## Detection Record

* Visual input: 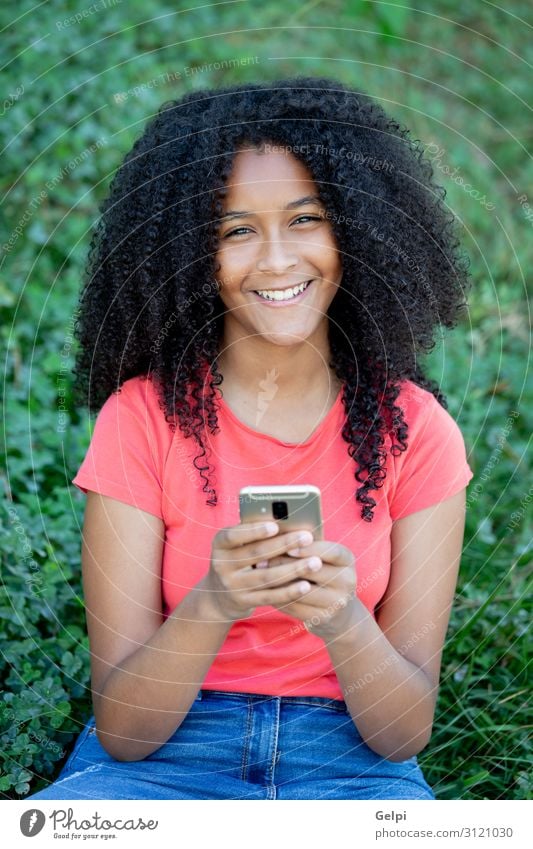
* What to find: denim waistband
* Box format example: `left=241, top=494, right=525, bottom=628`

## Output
left=196, top=688, right=348, bottom=712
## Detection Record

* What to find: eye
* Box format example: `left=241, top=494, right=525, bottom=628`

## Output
left=223, top=215, right=325, bottom=239
left=292, top=215, right=324, bottom=225
left=223, top=226, right=252, bottom=239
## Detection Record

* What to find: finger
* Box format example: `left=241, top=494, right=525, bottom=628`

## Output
left=216, top=522, right=279, bottom=551
left=260, top=559, right=355, bottom=604
left=250, top=578, right=315, bottom=609
left=286, top=541, right=354, bottom=569
left=225, top=529, right=316, bottom=570
left=271, top=586, right=349, bottom=626
left=264, top=556, right=340, bottom=584
left=244, top=557, right=325, bottom=590
left=263, top=553, right=322, bottom=570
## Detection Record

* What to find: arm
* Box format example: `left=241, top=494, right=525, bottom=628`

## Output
left=82, top=494, right=319, bottom=763
left=324, top=488, right=467, bottom=761
left=82, top=492, right=232, bottom=762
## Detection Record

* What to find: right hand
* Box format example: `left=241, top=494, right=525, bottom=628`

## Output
left=201, top=522, right=322, bottom=623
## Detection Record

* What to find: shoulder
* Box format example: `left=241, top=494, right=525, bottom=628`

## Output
left=391, top=379, right=470, bottom=463
left=100, top=375, right=175, bottom=451
left=113, top=374, right=161, bottom=406
left=386, top=379, right=473, bottom=519
left=394, top=379, right=439, bottom=413
left=109, top=375, right=167, bottom=418
left=393, top=379, right=460, bottom=442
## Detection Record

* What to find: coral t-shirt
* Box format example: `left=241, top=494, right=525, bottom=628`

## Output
left=72, top=375, right=473, bottom=700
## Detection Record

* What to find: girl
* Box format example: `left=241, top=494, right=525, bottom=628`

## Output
left=30, top=76, right=473, bottom=800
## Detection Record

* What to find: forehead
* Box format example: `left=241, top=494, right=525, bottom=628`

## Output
left=222, top=147, right=317, bottom=201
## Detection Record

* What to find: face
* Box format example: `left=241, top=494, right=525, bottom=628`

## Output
left=214, top=145, right=343, bottom=348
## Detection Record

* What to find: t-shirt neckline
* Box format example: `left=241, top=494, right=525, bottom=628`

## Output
left=217, top=384, right=345, bottom=447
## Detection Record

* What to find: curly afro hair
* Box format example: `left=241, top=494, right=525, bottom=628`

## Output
left=73, top=75, right=470, bottom=521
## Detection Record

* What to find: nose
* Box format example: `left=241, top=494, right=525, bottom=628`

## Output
left=256, top=235, right=299, bottom=275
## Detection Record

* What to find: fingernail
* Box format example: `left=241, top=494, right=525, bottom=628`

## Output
left=256, top=560, right=269, bottom=569
left=298, top=531, right=313, bottom=545
left=308, top=557, right=322, bottom=571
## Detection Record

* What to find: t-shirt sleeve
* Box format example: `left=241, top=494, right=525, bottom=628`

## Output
left=71, top=377, right=166, bottom=519
left=388, top=384, right=474, bottom=521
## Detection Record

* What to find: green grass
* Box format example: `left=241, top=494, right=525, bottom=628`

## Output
left=0, top=0, right=531, bottom=799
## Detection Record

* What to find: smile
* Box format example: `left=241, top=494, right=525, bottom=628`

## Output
left=252, top=279, right=313, bottom=304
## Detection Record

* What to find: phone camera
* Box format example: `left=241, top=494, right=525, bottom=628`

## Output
left=272, top=501, right=288, bottom=521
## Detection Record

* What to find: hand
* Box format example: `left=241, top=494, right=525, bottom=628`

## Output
left=266, top=539, right=358, bottom=641
left=201, top=522, right=332, bottom=624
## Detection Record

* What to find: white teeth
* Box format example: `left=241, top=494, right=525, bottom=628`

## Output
left=256, top=280, right=311, bottom=301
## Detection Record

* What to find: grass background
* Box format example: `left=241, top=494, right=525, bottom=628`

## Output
left=0, top=0, right=531, bottom=799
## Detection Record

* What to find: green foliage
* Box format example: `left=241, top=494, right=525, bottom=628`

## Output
left=0, top=0, right=531, bottom=800
left=1, top=497, right=91, bottom=796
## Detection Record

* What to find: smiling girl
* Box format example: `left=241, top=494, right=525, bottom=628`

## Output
left=30, top=76, right=473, bottom=800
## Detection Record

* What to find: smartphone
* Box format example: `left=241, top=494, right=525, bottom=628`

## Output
left=239, top=485, right=323, bottom=540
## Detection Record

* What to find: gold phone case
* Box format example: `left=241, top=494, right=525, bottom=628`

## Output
left=239, top=485, right=323, bottom=540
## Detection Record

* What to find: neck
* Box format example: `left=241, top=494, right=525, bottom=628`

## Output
left=216, top=325, right=340, bottom=402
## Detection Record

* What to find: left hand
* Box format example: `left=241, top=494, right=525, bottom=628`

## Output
left=265, top=539, right=359, bottom=641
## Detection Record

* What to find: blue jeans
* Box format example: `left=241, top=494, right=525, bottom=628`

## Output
left=29, top=689, right=435, bottom=800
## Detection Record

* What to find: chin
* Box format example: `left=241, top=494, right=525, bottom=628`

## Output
left=259, top=331, right=311, bottom=346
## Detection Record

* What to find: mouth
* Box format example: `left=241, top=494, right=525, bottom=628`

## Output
left=251, top=279, right=314, bottom=306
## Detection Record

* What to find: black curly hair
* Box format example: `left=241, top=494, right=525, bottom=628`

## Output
left=72, top=75, right=470, bottom=521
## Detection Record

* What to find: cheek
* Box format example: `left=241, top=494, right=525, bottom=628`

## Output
left=216, top=245, right=253, bottom=279
left=329, top=251, right=343, bottom=283
left=319, top=251, right=342, bottom=286
left=314, top=234, right=341, bottom=266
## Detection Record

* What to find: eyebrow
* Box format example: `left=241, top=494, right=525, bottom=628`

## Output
left=219, top=194, right=323, bottom=222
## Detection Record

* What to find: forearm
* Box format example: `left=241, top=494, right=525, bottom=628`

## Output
left=325, top=599, right=437, bottom=762
left=96, top=580, right=233, bottom=761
